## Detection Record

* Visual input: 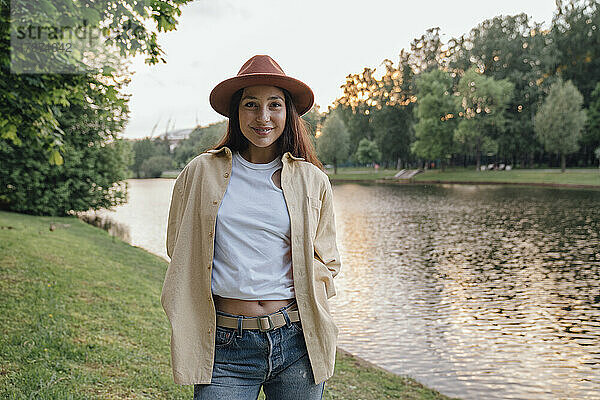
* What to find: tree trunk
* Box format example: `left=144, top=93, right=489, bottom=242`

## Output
left=561, top=153, right=566, bottom=173
left=475, top=138, right=481, bottom=172
left=529, top=152, right=534, bottom=168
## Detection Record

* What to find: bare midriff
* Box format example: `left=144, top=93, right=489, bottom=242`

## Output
left=212, top=294, right=295, bottom=317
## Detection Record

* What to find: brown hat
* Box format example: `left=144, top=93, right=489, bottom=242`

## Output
left=209, top=55, right=314, bottom=118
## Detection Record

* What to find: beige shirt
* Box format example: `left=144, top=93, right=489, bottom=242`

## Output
left=161, top=146, right=342, bottom=385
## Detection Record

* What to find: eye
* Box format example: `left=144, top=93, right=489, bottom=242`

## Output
left=270, top=102, right=283, bottom=108
left=243, top=101, right=257, bottom=108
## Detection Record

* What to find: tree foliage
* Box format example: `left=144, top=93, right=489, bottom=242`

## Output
left=0, top=0, right=191, bottom=215
left=141, top=155, right=174, bottom=178
left=327, top=1, right=600, bottom=169
left=371, top=105, right=413, bottom=169
left=534, top=79, right=587, bottom=172
left=584, top=82, right=600, bottom=159
left=411, top=69, right=458, bottom=169
left=355, top=138, right=381, bottom=165
left=0, top=0, right=193, bottom=164
left=552, top=0, right=600, bottom=106
left=454, top=67, right=514, bottom=170
left=448, top=13, right=556, bottom=166
left=0, top=77, right=133, bottom=215
left=335, top=51, right=416, bottom=167
left=132, top=138, right=159, bottom=178
left=317, top=110, right=350, bottom=174
left=169, top=121, right=227, bottom=168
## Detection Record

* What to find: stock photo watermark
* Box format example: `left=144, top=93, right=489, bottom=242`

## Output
left=10, top=0, right=148, bottom=74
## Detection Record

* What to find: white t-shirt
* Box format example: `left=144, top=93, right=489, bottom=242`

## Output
left=211, top=150, right=295, bottom=300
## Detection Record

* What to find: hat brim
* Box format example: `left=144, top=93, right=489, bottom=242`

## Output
left=210, top=74, right=314, bottom=118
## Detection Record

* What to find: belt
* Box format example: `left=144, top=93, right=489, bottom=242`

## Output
left=216, top=304, right=300, bottom=332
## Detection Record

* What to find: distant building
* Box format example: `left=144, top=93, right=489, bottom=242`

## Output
left=159, top=128, right=195, bottom=152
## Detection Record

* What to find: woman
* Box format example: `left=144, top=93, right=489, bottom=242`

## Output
left=161, top=55, right=342, bottom=400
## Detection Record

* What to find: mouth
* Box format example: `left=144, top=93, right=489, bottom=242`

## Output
left=252, top=127, right=274, bottom=135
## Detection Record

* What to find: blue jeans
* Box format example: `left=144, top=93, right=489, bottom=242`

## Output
left=193, top=300, right=326, bottom=400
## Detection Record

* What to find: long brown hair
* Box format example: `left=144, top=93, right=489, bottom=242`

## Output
left=211, top=87, right=324, bottom=171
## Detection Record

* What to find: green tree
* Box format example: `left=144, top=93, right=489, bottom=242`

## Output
left=301, top=105, right=323, bottom=151
left=406, top=27, right=448, bottom=73
left=355, top=138, right=381, bottom=166
left=552, top=0, right=600, bottom=106
left=448, top=13, right=556, bottom=167
left=132, top=138, right=157, bottom=178
left=140, top=155, right=175, bottom=178
left=317, top=110, right=351, bottom=174
left=302, top=105, right=322, bottom=134
left=583, top=82, right=600, bottom=165
left=370, top=56, right=416, bottom=169
left=195, top=121, right=227, bottom=155
left=153, top=135, right=172, bottom=157
left=454, top=67, right=514, bottom=171
left=595, top=147, right=600, bottom=171
left=534, top=79, right=587, bottom=172
left=170, top=121, right=227, bottom=168
left=1, top=0, right=193, bottom=164
left=411, top=69, right=458, bottom=171
left=336, top=51, right=417, bottom=168
left=551, top=0, right=600, bottom=166
left=371, top=105, right=414, bottom=169
left=0, top=78, right=132, bottom=215
left=335, top=66, right=379, bottom=161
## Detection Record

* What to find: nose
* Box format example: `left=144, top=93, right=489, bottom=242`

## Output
left=256, top=106, right=270, bottom=123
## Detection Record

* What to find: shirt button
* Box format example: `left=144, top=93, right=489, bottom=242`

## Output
left=212, top=200, right=218, bottom=205
left=208, top=231, right=213, bottom=237
left=224, top=172, right=229, bottom=178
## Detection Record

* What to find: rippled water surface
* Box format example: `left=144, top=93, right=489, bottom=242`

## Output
left=330, top=183, right=600, bottom=400
left=96, top=179, right=600, bottom=399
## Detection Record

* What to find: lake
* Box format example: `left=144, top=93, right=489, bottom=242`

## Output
left=91, top=178, right=600, bottom=400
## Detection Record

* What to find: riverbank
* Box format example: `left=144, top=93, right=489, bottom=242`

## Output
left=325, top=167, right=600, bottom=188
left=0, top=210, right=457, bottom=399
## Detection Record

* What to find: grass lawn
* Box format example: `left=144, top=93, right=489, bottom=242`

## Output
left=0, top=210, right=457, bottom=400
left=411, top=167, right=600, bottom=186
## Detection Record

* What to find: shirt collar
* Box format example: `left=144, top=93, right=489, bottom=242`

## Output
left=206, top=147, right=305, bottom=162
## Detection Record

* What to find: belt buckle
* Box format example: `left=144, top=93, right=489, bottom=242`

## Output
left=257, top=315, right=274, bottom=332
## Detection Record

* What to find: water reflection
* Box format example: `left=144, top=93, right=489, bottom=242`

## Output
left=329, top=183, right=600, bottom=400
left=90, top=178, right=174, bottom=259
left=94, top=179, right=600, bottom=399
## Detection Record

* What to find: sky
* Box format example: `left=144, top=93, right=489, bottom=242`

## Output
left=122, top=0, right=557, bottom=140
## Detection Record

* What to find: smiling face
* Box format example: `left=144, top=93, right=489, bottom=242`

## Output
left=238, top=85, right=287, bottom=157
